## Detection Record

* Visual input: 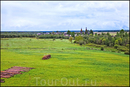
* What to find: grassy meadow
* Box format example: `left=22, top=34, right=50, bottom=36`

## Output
left=1, top=38, right=129, bottom=86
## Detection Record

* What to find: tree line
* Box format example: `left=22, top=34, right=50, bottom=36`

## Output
left=69, top=29, right=129, bottom=55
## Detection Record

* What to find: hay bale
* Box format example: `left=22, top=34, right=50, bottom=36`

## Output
left=42, top=54, right=51, bottom=60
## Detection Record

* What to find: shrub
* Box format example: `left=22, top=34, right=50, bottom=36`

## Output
left=118, top=51, right=121, bottom=53
left=126, top=44, right=129, bottom=48
left=79, top=40, right=84, bottom=46
left=124, top=50, right=129, bottom=55
left=83, top=41, right=86, bottom=45
left=101, top=47, right=104, bottom=51
left=60, top=38, right=63, bottom=40
left=74, top=40, right=76, bottom=43
left=53, top=38, right=55, bottom=41
left=114, top=45, right=118, bottom=49
left=109, top=43, right=112, bottom=47
left=111, top=50, right=116, bottom=52
left=76, top=41, right=79, bottom=44
left=84, top=39, right=88, bottom=44
left=64, top=36, right=69, bottom=39
left=75, top=36, right=83, bottom=42
left=95, top=45, right=101, bottom=47
left=117, top=47, right=128, bottom=52
left=69, top=36, right=73, bottom=43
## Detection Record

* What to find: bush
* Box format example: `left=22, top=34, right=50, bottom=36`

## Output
left=87, top=43, right=96, bottom=46
left=75, top=36, right=83, bottom=42
left=60, top=38, right=63, bottom=40
left=118, top=51, right=121, bottom=53
left=95, top=45, right=101, bottom=47
left=109, top=43, right=112, bottom=47
left=111, top=50, right=116, bottom=52
left=79, top=40, right=84, bottom=46
left=114, top=45, right=118, bottom=49
left=83, top=41, right=86, bottom=45
left=126, top=44, right=129, bottom=48
left=64, top=36, right=69, bottom=39
left=117, top=47, right=128, bottom=52
left=124, top=50, right=129, bottom=55
left=74, top=40, right=76, bottom=43
left=69, top=36, right=73, bottom=43
left=53, top=38, right=55, bottom=41
left=84, top=39, right=88, bottom=44
left=101, top=47, right=104, bottom=51
left=76, top=41, right=79, bottom=44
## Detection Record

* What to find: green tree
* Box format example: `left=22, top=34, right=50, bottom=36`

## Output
left=69, top=36, right=73, bottom=43
left=105, top=39, right=109, bottom=46
left=67, top=30, right=71, bottom=35
left=90, top=29, right=93, bottom=35
left=79, top=40, right=84, bottom=46
left=75, top=36, right=83, bottom=42
left=52, top=31, right=55, bottom=35
left=118, top=38, right=122, bottom=45
left=116, top=32, right=119, bottom=36
left=107, top=32, right=110, bottom=36
left=115, top=40, right=119, bottom=45
left=71, top=32, right=75, bottom=37
left=95, top=33, right=97, bottom=36
left=120, top=29, right=125, bottom=34
left=125, top=32, right=128, bottom=37
left=85, top=28, right=88, bottom=34
left=102, top=39, right=106, bottom=45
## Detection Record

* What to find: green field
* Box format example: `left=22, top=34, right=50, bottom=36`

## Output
left=1, top=38, right=129, bottom=86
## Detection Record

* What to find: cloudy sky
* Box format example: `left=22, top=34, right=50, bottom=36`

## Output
left=1, top=1, right=129, bottom=31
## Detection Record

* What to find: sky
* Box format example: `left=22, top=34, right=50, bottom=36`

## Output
left=1, top=1, right=129, bottom=31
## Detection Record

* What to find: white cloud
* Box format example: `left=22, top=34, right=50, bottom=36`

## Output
left=1, top=1, right=129, bottom=31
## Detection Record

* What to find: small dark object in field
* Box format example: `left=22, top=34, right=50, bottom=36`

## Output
left=101, top=47, right=104, bottom=51
left=74, top=41, right=76, bottom=43
left=91, top=48, right=93, bottom=50
left=42, top=54, right=51, bottom=60
left=1, top=79, right=5, bottom=83
left=0, top=66, right=34, bottom=83
left=62, top=48, right=63, bottom=50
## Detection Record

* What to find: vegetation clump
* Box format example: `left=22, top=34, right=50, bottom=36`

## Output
left=124, top=50, right=129, bottom=55
left=114, top=45, right=118, bottom=49
left=69, top=36, right=73, bottom=43
left=101, top=47, right=104, bottom=51
left=74, top=40, right=76, bottom=43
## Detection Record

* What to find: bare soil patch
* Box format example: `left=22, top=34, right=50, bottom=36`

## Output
left=0, top=66, right=34, bottom=83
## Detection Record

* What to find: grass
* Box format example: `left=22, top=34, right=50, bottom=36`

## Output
left=1, top=38, right=129, bottom=86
